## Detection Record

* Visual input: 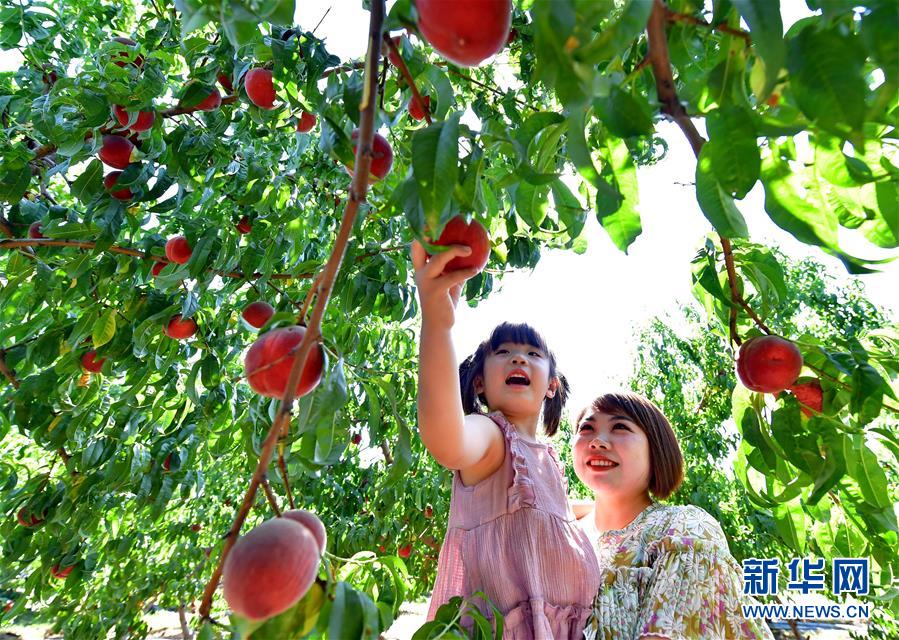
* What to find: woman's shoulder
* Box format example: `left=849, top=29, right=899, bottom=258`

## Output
left=643, top=503, right=728, bottom=545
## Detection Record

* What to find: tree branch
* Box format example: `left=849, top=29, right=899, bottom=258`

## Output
left=197, top=0, right=387, bottom=620
left=260, top=476, right=281, bottom=516
left=646, top=0, right=705, bottom=157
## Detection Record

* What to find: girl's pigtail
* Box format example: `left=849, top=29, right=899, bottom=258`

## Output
left=542, top=373, right=570, bottom=437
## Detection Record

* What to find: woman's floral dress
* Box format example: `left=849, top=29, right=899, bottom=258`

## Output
left=580, top=502, right=775, bottom=640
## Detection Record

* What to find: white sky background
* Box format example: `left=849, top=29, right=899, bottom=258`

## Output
left=2, top=2, right=896, bottom=418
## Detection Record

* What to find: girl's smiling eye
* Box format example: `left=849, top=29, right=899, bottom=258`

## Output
left=612, top=423, right=630, bottom=431
left=529, top=351, right=542, bottom=357
left=578, top=423, right=593, bottom=432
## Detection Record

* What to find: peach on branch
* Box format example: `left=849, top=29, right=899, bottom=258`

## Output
left=16, top=507, right=43, bottom=527
left=296, top=111, right=316, bottom=133
left=427, top=216, right=490, bottom=274
left=165, top=235, right=192, bottom=264
left=151, top=261, right=166, bottom=277
left=110, top=36, right=143, bottom=68
left=81, top=350, right=106, bottom=373
left=282, top=509, right=327, bottom=554
left=103, top=172, right=133, bottom=201
left=51, top=564, right=73, bottom=580
left=222, top=518, right=321, bottom=621
left=164, top=315, right=197, bottom=340
left=736, top=335, right=803, bottom=394
left=387, top=35, right=404, bottom=66
left=398, top=543, right=412, bottom=559
left=346, top=129, right=393, bottom=181
left=113, top=105, right=155, bottom=132
left=244, top=326, right=324, bottom=399
left=416, top=0, right=512, bottom=67
left=236, top=216, right=252, bottom=234
left=786, top=378, right=823, bottom=418
left=28, top=221, right=43, bottom=238
left=217, top=72, right=234, bottom=93
left=409, top=95, right=430, bottom=121
left=242, top=301, right=275, bottom=329
left=180, top=82, right=222, bottom=111
left=244, top=68, right=276, bottom=110
left=99, top=135, right=137, bottom=169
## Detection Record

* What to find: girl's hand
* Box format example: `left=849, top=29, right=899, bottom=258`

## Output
left=411, top=240, right=480, bottom=330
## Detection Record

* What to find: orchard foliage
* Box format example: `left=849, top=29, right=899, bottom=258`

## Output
left=0, top=0, right=898, bottom=638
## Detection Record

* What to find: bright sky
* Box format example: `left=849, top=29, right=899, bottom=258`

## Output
left=2, top=2, right=896, bottom=419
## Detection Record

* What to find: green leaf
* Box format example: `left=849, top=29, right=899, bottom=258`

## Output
left=597, top=135, right=641, bottom=252
left=733, top=0, right=785, bottom=95
left=551, top=179, right=587, bottom=238
left=760, top=152, right=838, bottom=249
left=787, top=24, right=866, bottom=140
left=70, top=160, right=104, bottom=203
left=704, top=106, right=760, bottom=199
left=850, top=363, right=886, bottom=426
left=860, top=2, right=899, bottom=83
left=593, top=86, right=654, bottom=139
left=843, top=434, right=890, bottom=509
left=696, top=146, right=750, bottom=238
left=514, top=182, right=550, bottom=230
left=91, top=308, right=116, bottom=349
left=579, top=0, right=654, bottom=65
left=773, top=501, right=807, bottom=552
left=412, top=113, right=461, bottom=233
left=247, top=582, right=324, bottom=639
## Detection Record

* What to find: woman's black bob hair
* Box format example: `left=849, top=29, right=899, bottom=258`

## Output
left=458, top=322, right=569, bottom=436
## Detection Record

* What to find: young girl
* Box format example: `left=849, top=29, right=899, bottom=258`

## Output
left=572, top=391, right=774, bottom=640
left=411, top=241, right=599, bottom=639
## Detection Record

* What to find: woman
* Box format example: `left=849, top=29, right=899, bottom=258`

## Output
left=571, top=391, right=774, bottom=640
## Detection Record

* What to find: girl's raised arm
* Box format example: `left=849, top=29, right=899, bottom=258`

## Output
left=412, top=241, right=495, bottom=470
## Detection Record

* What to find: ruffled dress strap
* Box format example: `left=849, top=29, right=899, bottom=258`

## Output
left=485, top=411, right=537, bottom=512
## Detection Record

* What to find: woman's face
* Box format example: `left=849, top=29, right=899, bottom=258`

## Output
left=474, top=342, right=556, bottom=416
left=572, top=410, right=651, bottom=499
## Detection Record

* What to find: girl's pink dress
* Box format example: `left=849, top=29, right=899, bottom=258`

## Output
left=427, top=412, right=600, bottom=639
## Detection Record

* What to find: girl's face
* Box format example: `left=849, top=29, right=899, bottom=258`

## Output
left=572, top=410, right=651, bottom=499
left=474, top=342, right=557, bottom=416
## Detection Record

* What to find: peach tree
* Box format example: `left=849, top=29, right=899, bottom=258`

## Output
left=0, top=0, right=897, bottom=638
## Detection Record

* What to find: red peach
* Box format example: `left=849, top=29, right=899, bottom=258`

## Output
left=428, top=216, right=490, bottom=274
left=245, top=68, right=276, bottom=110
left=164, top=315, right=197, bottom=340
left=347, top=130, right=393, bottom=181
left=409, top=95, right=431, bottom=121
left=416, top=0, right=512, bottom=66
left=81, top=350, right=106, bottom=373
left=282, top=509, right=328, bottom=554
left=113, top=105, right=155, bottom=132
left=736, top=335, right=803, bottom=394
left=242, top=301, right=275, bottom=329
left=296, top=111, right=316, bottom=133
left=236, top=216, right=252, bottom=234
left=165, top=236, right=192, bottom=264
left=103, top=172, right=133, bottom=201
left=222, top=518, right=321, bottom=621
left=28, top=221, right=43, bottom=238
left=244, top=326, right=324, bottom=399
left=99, top=135, right=137, bottom=169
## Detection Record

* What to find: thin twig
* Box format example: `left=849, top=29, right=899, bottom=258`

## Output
left=197, top=0, right=386, bottom=619
left=312, top=6, right=331, bottom=35
left=261, top=476, right=281, bottom=516
left=177, top=605, right=192, bottom=640
left=385, top=35, right=432, bottom=125
left=720, top=237, right=744, bottom=346
left=278, top=443, right=296, bottom=510
left=666, top=8, right=752, bottom=45
left=380, top=440, right=394, bottom=466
